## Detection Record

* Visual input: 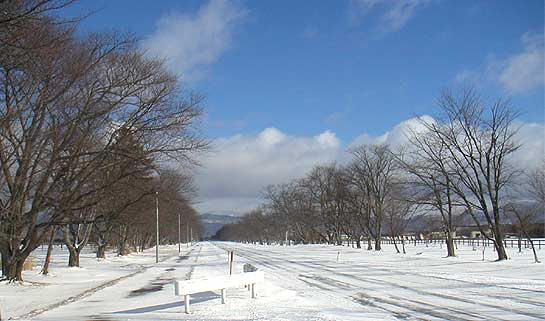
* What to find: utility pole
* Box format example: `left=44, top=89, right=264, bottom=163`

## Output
left=155, top=191, right=159, bottom=263
left=178, top=212, right=181, bottom=253
left=186, top=223, right=189, bottom=248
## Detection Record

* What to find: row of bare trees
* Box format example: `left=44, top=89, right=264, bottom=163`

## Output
left=216, top=89, right=544, bottom=262
left=1, top=1, right=207, bottom=281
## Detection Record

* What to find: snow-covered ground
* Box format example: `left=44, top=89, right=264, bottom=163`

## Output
left=2, top=242, right=544, bottom=320
left=0, top=244, right=182, bottom=319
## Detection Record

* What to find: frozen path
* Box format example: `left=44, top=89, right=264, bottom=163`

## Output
left=219, top=242, right=545, bottom=321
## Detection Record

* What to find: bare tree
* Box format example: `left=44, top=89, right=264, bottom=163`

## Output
left=419, top=88, right=520, bottom=261
left=398, top=129, right=460, bottom=257
left=264, top=181, right=324, bottom=244
left=349, top=145, right=398, bottom=251
left=302, top=164, right=347, bottom=245
left=0, top=3, right=208, bottom=280
left=503, top=161, right=545, bottom=263
left=527, top=161, right=545, bottom=206
left=0, top=0, right=76, bottom=28
left=385, top=195, right=416, bottom=254
left=505, top=203, right=541, bottom=263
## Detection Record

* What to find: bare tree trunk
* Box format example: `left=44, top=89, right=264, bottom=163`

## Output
left=0, top=245, right=9, bottom=278
left=96, top=244, right=107, bottom=259
left=42, top=227, right=56, bottom=275
left=374, top=220, right=382, bottom=251
left=1, top=252, right=28, bottom=282
left=392, top=236, right=400, bottom=254
left=68, top=249, right=80, bottom=267
left=524, top=232, right=540, bottom=263
left=0, top=239, right=37, bottom=282
left=518, top=229, right=522, bottom=253
left=63, top=224, right=93, bottom=267
left=445, top=231, right=456, bottom=257
left=492, top=226, right=508, bottom=261
left=118, top=225, right=131, bottom=256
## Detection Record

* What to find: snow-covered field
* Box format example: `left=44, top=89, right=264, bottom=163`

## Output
left=1, top=242, right=544, bottom=320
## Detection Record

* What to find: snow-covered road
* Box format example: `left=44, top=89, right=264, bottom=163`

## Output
left=5, top=241, right=545, bottom=320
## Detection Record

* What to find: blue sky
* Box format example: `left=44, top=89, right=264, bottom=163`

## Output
left=60, top=1, right=544, bottom=214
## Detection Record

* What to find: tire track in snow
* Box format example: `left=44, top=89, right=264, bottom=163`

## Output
left=249, top=245, right=545, bottom=309
left=304, top=259, right=545, bottom=310
left=219, top=244, right=434, bottom=320
left=294, top=254, right=545, bottom=320
left=225, top=244, right=544, bottom=321
left=229, top=245, right=482, bottom=320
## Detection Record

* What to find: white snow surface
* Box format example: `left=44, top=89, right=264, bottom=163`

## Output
left=1, top=241, right=544, bottom=320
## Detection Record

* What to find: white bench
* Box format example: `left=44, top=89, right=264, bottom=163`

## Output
left=174, top=271, right=264, bottom=314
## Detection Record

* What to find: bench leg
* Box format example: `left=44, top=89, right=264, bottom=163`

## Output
left=184, top=294, right=191, bottom=314
left=221, top=288, right=226, bottom=304
left=251, top=283, right=256, bottom=298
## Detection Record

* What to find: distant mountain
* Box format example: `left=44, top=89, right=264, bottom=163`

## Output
left=199, top=213, right=240, bottom=239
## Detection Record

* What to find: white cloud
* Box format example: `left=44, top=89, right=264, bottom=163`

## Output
left=349, top=115, right=434, bottom=148
left=380, top=0, right=432, bottom=33
left=195, top=128, right=341, bottom=214
left=195, top=117, right=544, bottom=215
left=513, top=121, right=545, bottom=171
left=455, top=32, right=544, bottom=95
left=454, top=69, right=481, bottom=84
left=349, top=0, right=433, bottom=33
left=498, top=32, right=544, bottom=94
left=142, top=0, right=247, bottom=82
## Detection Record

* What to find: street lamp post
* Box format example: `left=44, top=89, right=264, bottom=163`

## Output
left=186, top=223, right=189, bottom=248
left=178, top=212, right=181, bottom=253
left=155, top=191, right=159, bottom=263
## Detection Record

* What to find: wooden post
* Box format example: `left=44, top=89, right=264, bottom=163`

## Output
left=251, top=283, right=256, bottom=298
left=221, top=288, right=226, bottom=304
left=184, top=294, right=191, bottom=314
left=229, top=251, right=234, bottom=275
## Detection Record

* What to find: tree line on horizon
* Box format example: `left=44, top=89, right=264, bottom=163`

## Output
left=215, top=89, right=544, bottom=263
left=0, top=0, right=207, bottom=282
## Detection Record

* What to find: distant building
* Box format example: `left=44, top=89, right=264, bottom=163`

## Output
left=470, top=229, right=491, bottom=238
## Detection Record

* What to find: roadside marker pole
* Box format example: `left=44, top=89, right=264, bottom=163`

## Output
left=228, top=251, right=234, bottom=275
